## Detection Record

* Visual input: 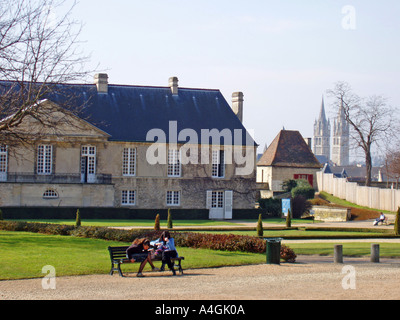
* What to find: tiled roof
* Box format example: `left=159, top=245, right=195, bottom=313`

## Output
left=0, top=81, right=256, bottom=146
left=257, top=130, right=321, bottom=168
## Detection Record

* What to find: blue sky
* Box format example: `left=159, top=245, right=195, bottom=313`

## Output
left=67, top=1, right=400, bottom=157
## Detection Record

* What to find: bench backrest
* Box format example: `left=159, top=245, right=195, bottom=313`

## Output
left=108, top=246, right=129, bottom=260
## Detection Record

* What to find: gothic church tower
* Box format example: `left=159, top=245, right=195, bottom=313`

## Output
left=331, top=102, right=350, bottom=166
left=313, top=97, right=331, bottom=162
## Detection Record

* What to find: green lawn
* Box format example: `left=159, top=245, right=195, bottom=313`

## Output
left=0, top=231, right=265, bottom=280
left=197, top=229, right=388, bottom=238
left=319, top=191, right=396, bottom=215
left=7, top=219, right=240, bottom=227
left=1, top=220, right=399, bottom=280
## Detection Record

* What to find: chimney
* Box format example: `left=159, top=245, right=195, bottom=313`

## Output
left=169, top=76, right=179, bottom=95
left=304, top=137, right=312, bottom=148
left=94, top=73, right=108, bottom=93
left=232, top=92, right=244, bottom=122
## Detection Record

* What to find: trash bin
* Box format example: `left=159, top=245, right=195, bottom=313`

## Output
left=265, top=238, right=282, bottom=265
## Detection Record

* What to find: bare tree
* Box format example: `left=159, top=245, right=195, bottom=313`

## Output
left=0, top=0, right=91, bottom=146
left=384, top=150, right=400, bottom=188
left=328, top=81, right=398, bottom=186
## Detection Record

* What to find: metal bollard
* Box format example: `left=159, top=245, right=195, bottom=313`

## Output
left=334, top=245, right=343, bottom=263
left=371, top=244, right=380, bottom=263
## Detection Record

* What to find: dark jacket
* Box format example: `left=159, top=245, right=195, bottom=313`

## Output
left=126, top=243, right=147, bottom=259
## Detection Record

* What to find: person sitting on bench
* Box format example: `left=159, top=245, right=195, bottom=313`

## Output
left=156, top=231, right=178, bottom=276
left=126, top=238, right=159, bottom=277
left=374, top=212, right=386, bottom=226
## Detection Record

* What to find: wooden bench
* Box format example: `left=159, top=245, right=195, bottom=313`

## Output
left=375, top=216, right=390, bottom=226
left=108, top=246, right=184, bottom=277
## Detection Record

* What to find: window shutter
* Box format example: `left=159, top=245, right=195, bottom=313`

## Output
left=224, top=190, right=233, bottom=219
left=206, top=190, right=212, bottom=209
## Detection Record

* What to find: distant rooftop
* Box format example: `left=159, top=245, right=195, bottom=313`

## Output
left=257, top=129, right=321, bottom=168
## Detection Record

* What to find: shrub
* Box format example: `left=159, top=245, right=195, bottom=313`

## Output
left=395, top=207, right=400, bottom=236
left=75, top=209, right=81, bottom=227
left=286, top=209, right=291, bottom=228
left=0, top=209, right=3, bottom=221
left=167, top=209, right=173, bottom=229
left=282, top=179, right=297, bottom=192
left=174, top=232, right=266, bottom=254
left=280, top=245, right=297, bottom=263
left=258, top=198, right=281, bottom=217
left=291, top=185, right=315, bottom=200
left=154, top=214, right=160, bottom=231
left=292, top=195, right=312, bottom=219
left=256, top=214, right=263, bottom=237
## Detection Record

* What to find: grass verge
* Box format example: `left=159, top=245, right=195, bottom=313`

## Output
left=287, top=242, right=400, bottom=258
left=0, top=231, right=265, bottom=280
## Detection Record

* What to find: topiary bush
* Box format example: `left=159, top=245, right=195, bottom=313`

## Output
left=256, top=214, right=263, bottom=237
left=154, top=214, right=160, bottom=231
left=167, top=209, right=173, bottom=229
left=75, top=209, right=81, bottom=227
left=395, top=207, right=400, bottom=236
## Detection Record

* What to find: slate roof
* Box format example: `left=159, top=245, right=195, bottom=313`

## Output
left=0, top=80, right=256, bottom=146
left=257, top=130, right=322, bottom=168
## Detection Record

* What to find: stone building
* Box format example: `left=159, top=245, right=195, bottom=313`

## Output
left=313, top=97, right=331, bottom=164
left=332, top=102, right=350, bottom=166
left=0, top=75, right=257, bottom=219
left=313, top=97, right=350, bottom=166
left=257, top=129, right=322, bottom=197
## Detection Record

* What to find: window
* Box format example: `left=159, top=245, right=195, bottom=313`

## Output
left=123, top=148, right=136, bottom=176
left=168, top=148, right=181, bottom=177
left=212, top=150, right=225, bottom=178
left=121, top=190, right=135, bottom=205
left=37, top=145, right=53, bottom=175
left=211, top=191, right=224, bottom=208
left=0, top=145, right=7, bottom=181
left=166, top=190, right=180, bottom=206
left=294, top=174, right=313, bottom=187
left=81, top=146, right=96, bottom=183
left=43, top=189, right=59, bottom=199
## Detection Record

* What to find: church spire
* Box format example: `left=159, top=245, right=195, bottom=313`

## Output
left=319, top=96, right=327, bottom=123
left=313, top=95, right=331, bottom=163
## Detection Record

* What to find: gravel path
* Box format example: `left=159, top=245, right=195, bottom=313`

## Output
left=1, top=256, right=400, bottom=300
left=1, top=220, right=398, bottom=301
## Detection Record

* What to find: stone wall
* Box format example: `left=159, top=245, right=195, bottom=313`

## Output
left=317, top=171, right=400, bottom=212
left=311, top=205, right=351, bottom=222
left=0, top=183, right=115, bottom=207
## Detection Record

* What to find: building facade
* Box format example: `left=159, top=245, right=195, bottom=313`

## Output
left=257, top=130, right=322, bottom=197
left=332, top=102, right=350, bottom=166
left=0, top=75, right=257, bottom=219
